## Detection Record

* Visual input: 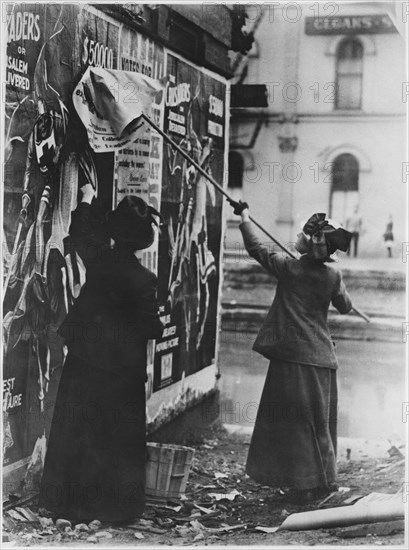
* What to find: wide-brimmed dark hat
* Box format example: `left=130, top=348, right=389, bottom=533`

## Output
left=106, top=196, right=162, bottom=249
left=302, top=213, right=353, bottom=260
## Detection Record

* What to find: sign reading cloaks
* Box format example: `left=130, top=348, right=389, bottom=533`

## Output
left=73, top=67, right=164, bottom=152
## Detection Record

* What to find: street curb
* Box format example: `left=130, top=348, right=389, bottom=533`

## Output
left=223, top=262, right=406, bottom=291
left=221, top=307, right=405, bottom=343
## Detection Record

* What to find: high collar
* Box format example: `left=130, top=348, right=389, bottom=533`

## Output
left=299, top=254, right=327, bottom=265
left=111, top=244, right=139, bottom=263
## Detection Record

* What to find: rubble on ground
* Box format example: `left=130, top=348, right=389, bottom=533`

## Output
left=2, top=426, right=406, bottom=547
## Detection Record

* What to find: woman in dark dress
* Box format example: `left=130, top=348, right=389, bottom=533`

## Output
left=39, top=184, right=163, bottom=523
left=230, top=201, right=353, bottom=503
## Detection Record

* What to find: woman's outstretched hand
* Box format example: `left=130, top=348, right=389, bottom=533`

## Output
left=228, top=198, right=250, bottom=222
left=80, top=183, right=96, bottom=205
left=228, top=198, right=249, bottom=215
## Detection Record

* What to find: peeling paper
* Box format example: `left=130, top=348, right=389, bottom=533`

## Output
left=194, top=504, right=216, bottom=514
left=214, top=472, right=228, bottom=479
left=166, top=505, right=182, bottom=512
left=208, top=489, right=241, bottom=501
left=256, top=526, right=279, bottom=533
left=6, top=510, right=27, bottom=522
left=147, top=365, right=217, bottom=430
left=190, top=519, right=205, bottom=532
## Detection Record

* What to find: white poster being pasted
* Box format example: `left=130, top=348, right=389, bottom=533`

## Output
left=115, top=29, right=165, bottom=211
left=72, top=66, right=164, bottom=153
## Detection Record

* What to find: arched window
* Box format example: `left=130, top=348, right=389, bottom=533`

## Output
left=330, top=153, right=359, bottom=224
left=335, top=39, right=363, bottom=110
left=332, top=153, right=359, bottom=192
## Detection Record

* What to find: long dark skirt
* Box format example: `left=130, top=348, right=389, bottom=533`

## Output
left=39, top=353, right=146, bottom=523
left=246, top=360, right=337, bottom=490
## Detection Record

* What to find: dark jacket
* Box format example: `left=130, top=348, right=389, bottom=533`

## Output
left=58, top=202, right=163, bottom=378
left=240, top=221, right=352, bottom=369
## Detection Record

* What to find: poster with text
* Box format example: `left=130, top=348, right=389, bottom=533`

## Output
left=3, top=3, right=119, bottom=487
left=153, top=54, right=226, bottom=391
left=115, top=28, right=165, bottom=219
left=116, top=27, right=166, bottom=398
left=3, top=3, right=79, bottom=476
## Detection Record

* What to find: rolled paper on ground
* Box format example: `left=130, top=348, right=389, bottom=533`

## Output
left=278, top=493, right=404, bottom=531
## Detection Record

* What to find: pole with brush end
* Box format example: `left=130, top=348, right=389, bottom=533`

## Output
left=140, top=113, right=370, bottom=324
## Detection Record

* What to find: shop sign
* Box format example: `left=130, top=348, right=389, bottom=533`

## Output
left=305, top=14, right=398, bottom=35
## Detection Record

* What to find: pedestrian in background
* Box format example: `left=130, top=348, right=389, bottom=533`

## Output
left=383, top=214, right=394, bottom=258
left=230, top=200, right=352, bottom=503
left=345, top=206, right=362, bottom=258
left=39, top=184, right=164, bottom=524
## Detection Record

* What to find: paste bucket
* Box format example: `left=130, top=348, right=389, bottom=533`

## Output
left=146, top=443, right=195, bottom=501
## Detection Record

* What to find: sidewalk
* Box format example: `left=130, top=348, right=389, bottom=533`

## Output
left=223, top=251, right=407, bottom=275
left=331, top=256, right=406, bottom=274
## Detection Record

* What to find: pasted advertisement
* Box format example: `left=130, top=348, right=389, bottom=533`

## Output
left=2, top=4, right=118, bottom=486
left=116, top=28, right=165, bottom=398
left=77, top=5, right=119, bottom=72
left=6, top=6, right=41, bottom=94
left=74, top=4, right=120, bottom=215
left=72, top=67, right=162, bottom=152
left=3, top=3, right=81, bottom=475
left=115, top=28, right=165, bottom=210
left=154, top=54, right=226, bottom=391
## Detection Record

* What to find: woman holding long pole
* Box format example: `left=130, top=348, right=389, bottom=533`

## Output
left=230, top=200, right=353, bottom=503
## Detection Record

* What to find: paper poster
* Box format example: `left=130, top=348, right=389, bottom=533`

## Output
left=115, top=27, right=166, bottom=398
left=3, top=3, right=79, bottom=472
left=153, top=53, right=226, bottom=390
left=72, top=67, right=164, bottom=153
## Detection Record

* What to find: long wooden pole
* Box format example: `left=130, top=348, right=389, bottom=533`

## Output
left=141, top=113, right=370, bottom=323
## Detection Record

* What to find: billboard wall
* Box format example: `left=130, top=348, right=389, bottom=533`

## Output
left=2, top=4, right=228, bottom=496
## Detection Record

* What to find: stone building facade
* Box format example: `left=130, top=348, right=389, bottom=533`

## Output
left=227, top=2, right=406, bottom=257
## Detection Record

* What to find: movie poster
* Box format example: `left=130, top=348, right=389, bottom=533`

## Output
left=2, top=3, right=118, bottom=485
left=3, top=3, right=79, bottom=475
left=76, top=5, right=119, bottom=72
left=75, top=4, right=119, bottom=215
left=153, top=54, right=226, bottom=391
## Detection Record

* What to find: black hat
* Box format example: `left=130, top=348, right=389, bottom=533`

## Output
left=303, top=213, right=353, bottom=259
left=106, top=196, right=162, bottom=250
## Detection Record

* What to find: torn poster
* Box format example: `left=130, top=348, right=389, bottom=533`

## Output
left=72, top=66, right=164, bottom=152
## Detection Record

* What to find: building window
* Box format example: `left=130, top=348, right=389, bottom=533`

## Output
left=335, top=39, right=363, bottom=110
left=227, top=152, right=244, bottom=221
left=330, top=153, right=359, bottom=224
